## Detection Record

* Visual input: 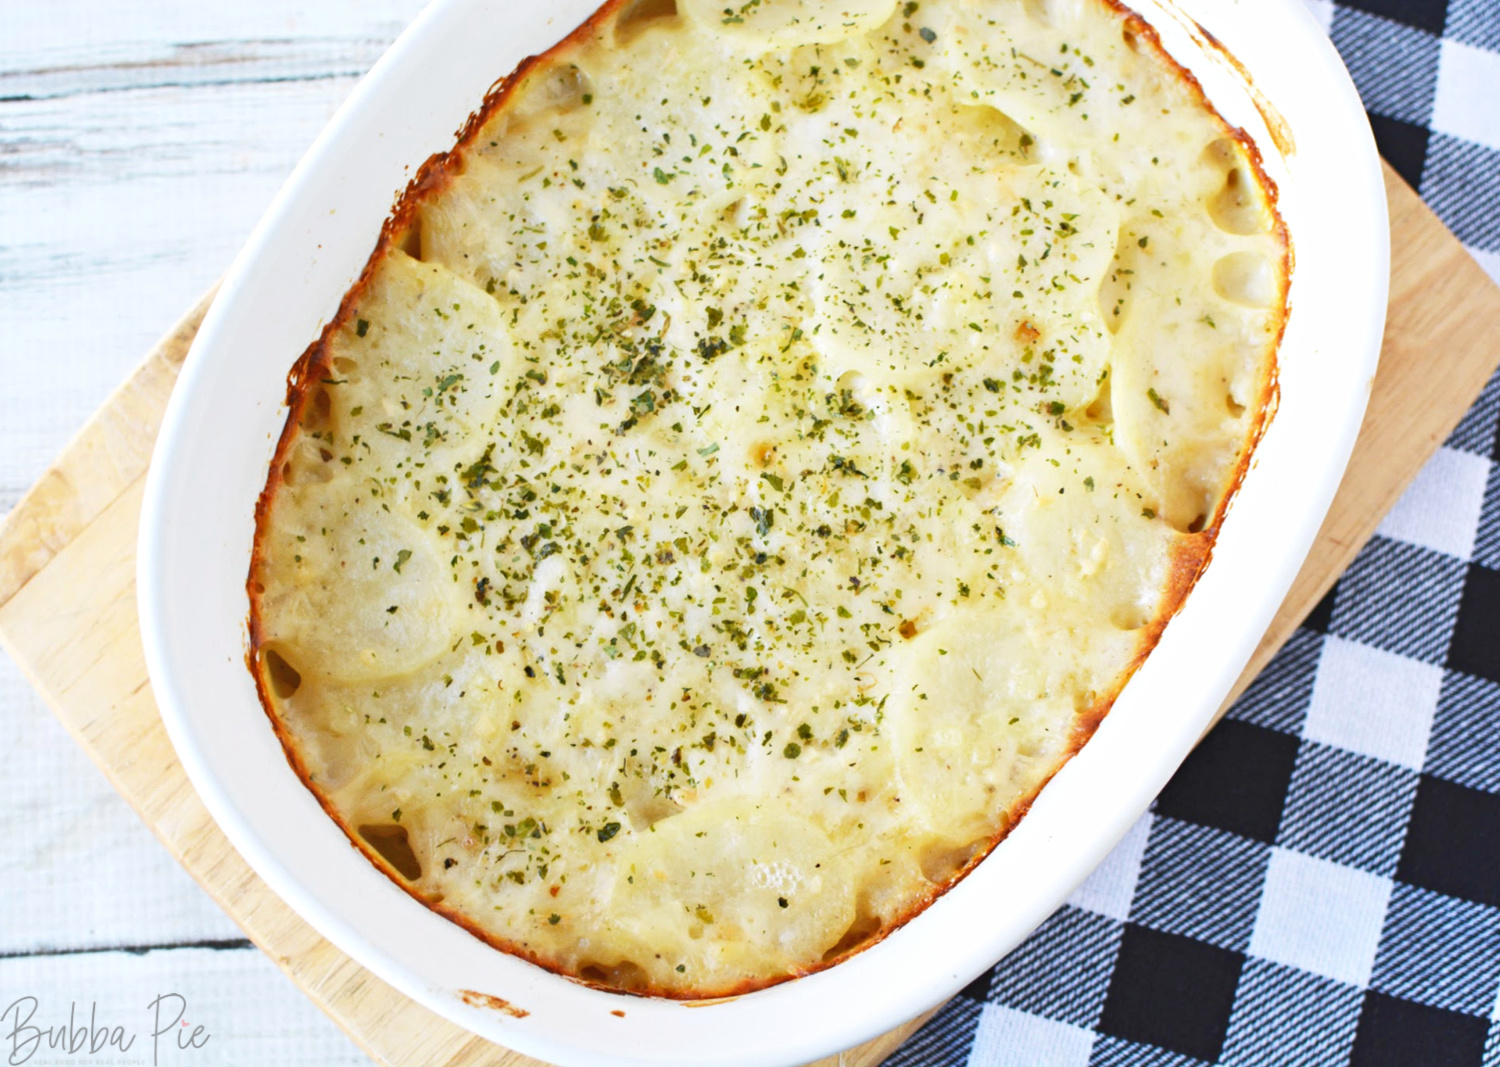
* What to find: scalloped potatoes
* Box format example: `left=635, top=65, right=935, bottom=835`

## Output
left=250, top=0, right=1285, bottom=996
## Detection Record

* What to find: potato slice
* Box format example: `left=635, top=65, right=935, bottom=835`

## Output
left=889, top=612, right=1092, bottom=846
left=257, top=506, right=463, bottom=684
left=611, top=797, right=856, bottom=985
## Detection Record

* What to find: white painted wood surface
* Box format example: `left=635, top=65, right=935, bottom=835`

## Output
left=0, top=3, right=425, bottom=1061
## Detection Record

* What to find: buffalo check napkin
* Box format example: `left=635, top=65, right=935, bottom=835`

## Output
left=890, top=0, right=1500, bottom=1063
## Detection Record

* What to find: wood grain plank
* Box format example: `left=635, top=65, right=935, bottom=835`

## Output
left=0, top=160, right=1497, bottom=1067
left=0, top=37, right=401, bottom=101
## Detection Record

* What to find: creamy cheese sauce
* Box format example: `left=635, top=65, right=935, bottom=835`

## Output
left=251, top=0, right=1285, bottom=996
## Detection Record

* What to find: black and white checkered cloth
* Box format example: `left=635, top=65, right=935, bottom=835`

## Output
left=890, top=1, right=1500, bottom=1063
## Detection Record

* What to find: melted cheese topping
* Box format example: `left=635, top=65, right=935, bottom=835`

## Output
left=252, top=0, right=1285, bottom=996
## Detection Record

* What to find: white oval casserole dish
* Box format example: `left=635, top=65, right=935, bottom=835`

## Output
left=138, top=0, right=1388, bottom=1063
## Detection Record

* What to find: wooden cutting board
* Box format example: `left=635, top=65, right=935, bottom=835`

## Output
left=1, top=162, right=1497, bottom=1067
